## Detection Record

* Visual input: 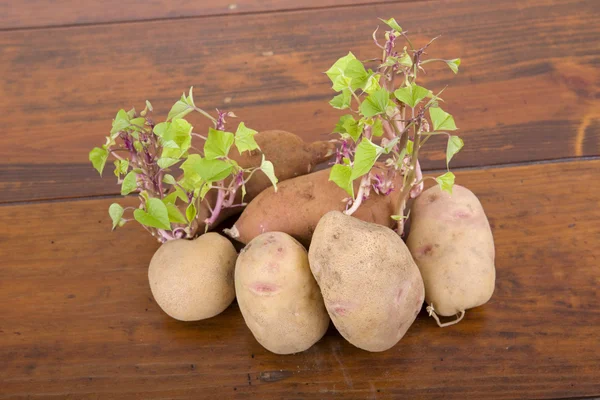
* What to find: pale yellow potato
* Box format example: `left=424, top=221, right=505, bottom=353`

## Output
left=148, top=233, right=237, bottom=321
left=308, top=211, right=425, bottom=352
left=235, top=232, right=329, bottom=354
left=407, top=185, right=496, bottom=318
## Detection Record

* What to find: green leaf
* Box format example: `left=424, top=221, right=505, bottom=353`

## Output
left=168, top=99, right=194, bottom=121
left=234, top=122, right=260, bottom=154
left=110, top=109, right=130, bottom=135
left=204, top=128, right=234, bottom=159
left=162, top=192, right=178, bottom=204
left=325, top=52, right=357, bottom=86
left=398, top=52, right=413, bottom=67
left=134, top=198, right=171, bottom=230
left=199, top=182, right=211, bottom=199
left=329, top=164, right=354, bottom=197
left=120, top=171, right=138, bottom=196
left=181, top=154, right=233, bottom=183
left=186, top=202, right=197, bottom=224
left=129, top=117, right=146, bottom=128
left=345, top=59, right=369, bottom=90
left=394, top=83, right=430, bottom=108
left=187, top=87, right=196, bottom=107
left=113, top=159, right=129, bottom=178
left=436, top=171, right=456, bottom=194
left=160, top=118, right=193, bottom=165
left=371, top=118, right=384, bottom=137
left=145, top=100, right=153, bottom=112
left=153, top=122, right=169, bottom=137
left=351, top=139, right=382, bottom=180
left=362, top=73, right=381, bottom=94
left=260, top=155, right=278, bottom=191
left=332, top=74, right=353, bottom=92
left=390, top=214, right=404, bottom=221
left=379, top=17, right=402, bottom=32
left=333, top=114, right=354, bottom=134
left=342, top=117, right=362, bottom=142
left=157, top=157, right=180, bottom=169
left=174, top=186, right=188, bottom=202
left=162, top=174, right=176, bottom=185
left=108, top=203, right=124, bottom=230
left=359, top=88, right=390, bottom=117
left=406, top=139, right=414, bottom=155
left=430, top=107, right=458, bottom=131
left=241, top=183, right=247, bottom=202
left=165, top=202, right=187, bottom=224
left=446, top=58, right=461, bottom=74
left=330, top=89, right=351, bottom=110
left=446, top=135, right=464, bottom=167
left=89, top=147, right=109, bottom=176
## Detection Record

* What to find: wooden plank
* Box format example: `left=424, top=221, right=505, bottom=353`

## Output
left=1, top=159, right=599, bottom=399
left=1, top=0, right=599, bottom=203
left=0, top=0, right=401, bottom=30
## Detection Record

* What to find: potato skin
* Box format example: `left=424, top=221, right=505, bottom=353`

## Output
left=308, top=211, right=425, bottom=352
left=235, top=232, right=329, bottom=354
left=148, top=233, right=237, bottom=321
left=189, top=130, right=335, bottom=235
left=406, top=185, right=496, bottom=317
left=228, top=166, right=402, bottom=247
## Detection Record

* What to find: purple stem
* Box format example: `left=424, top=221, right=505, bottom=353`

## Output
left=205, top=188, right=225, bottom=226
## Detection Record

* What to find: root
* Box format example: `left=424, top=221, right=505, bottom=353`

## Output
left=426, top=303, right=465, bottom=328
left=223, top=225, right=239, bottom=239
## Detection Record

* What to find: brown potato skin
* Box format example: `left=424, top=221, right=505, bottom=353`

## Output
left=189, top=130, right=335, bottom=235
left=227, top=166, right=402, bottom=247
left=235, top=232, right=329, bottom=354
left=308, top=211, right=425, bottom=352
left=148, top=233, right=237, bottom=321
left=406, top=185, right=496, bottom=317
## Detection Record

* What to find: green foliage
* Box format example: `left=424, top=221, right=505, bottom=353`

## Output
left=234, top=122, right=260, bottom=154
left=205, top=128, right=234, bottom=159
left=446, top=58, right=461, bottom=74
left=379, top=17, right=402, bottom=32
left=446, top=135, right=464, bottom=167
left=351, top=139, right=382, bottom=180
left=120, top=171, right=137, bottom=196
left=359, top=88, right=390, bottom=117
left=430, top=107, right=457, bottom=131
left=134, top=198, right=171, bottom=230
left=436, top=171, right=455, bottom=194
left=89, top=147, right=109, bottom=176
left=329, top=164, right=354, bottom=197
left=260, top=155, right=278, bottom=191
left=108, top=203, right=124, bottom=230
left=394, top=83, right=430, bottom=108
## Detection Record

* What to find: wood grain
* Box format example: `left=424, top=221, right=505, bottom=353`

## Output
left=1, top=158, right=599, bottom=399
left=0, top=0, right=402, bottom=30
left=1, top=0, right=599, bottom=203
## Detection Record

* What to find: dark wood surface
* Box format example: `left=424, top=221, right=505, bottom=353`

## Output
left=1, top=160, right=599, bottom=399
left=1, top=0, right=599, bottom=398
left=1, top=0, right=598, bottom=203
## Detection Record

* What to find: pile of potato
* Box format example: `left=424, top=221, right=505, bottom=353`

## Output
left=148, top=180, right=495, bottom=354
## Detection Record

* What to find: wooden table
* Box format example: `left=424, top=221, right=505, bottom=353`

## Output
left=1, top=0, right=599, bottom=398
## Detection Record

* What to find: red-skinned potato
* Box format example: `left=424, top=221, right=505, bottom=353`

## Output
left=407, top=185, right=495, bottom=324
left=308, top=211, right=425, bottom=352
left=235, top=232, right=329, bottom=354
left=225, top=165, right=402, bottom=247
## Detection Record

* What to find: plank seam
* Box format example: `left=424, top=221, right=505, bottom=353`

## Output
left=1, top=155, right=598, bottom=207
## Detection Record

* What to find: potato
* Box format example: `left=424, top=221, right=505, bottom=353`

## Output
left=406, top=185, right=495, bottom=321
left=308, top=211, right=425, bottom=352
left=226, top=165, right=402, bottom=247
left=148, top=233, right=237, bottom=321
left=188, top=130, right=335, bottom=234
left=235, top=232, right=329, bottom=354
